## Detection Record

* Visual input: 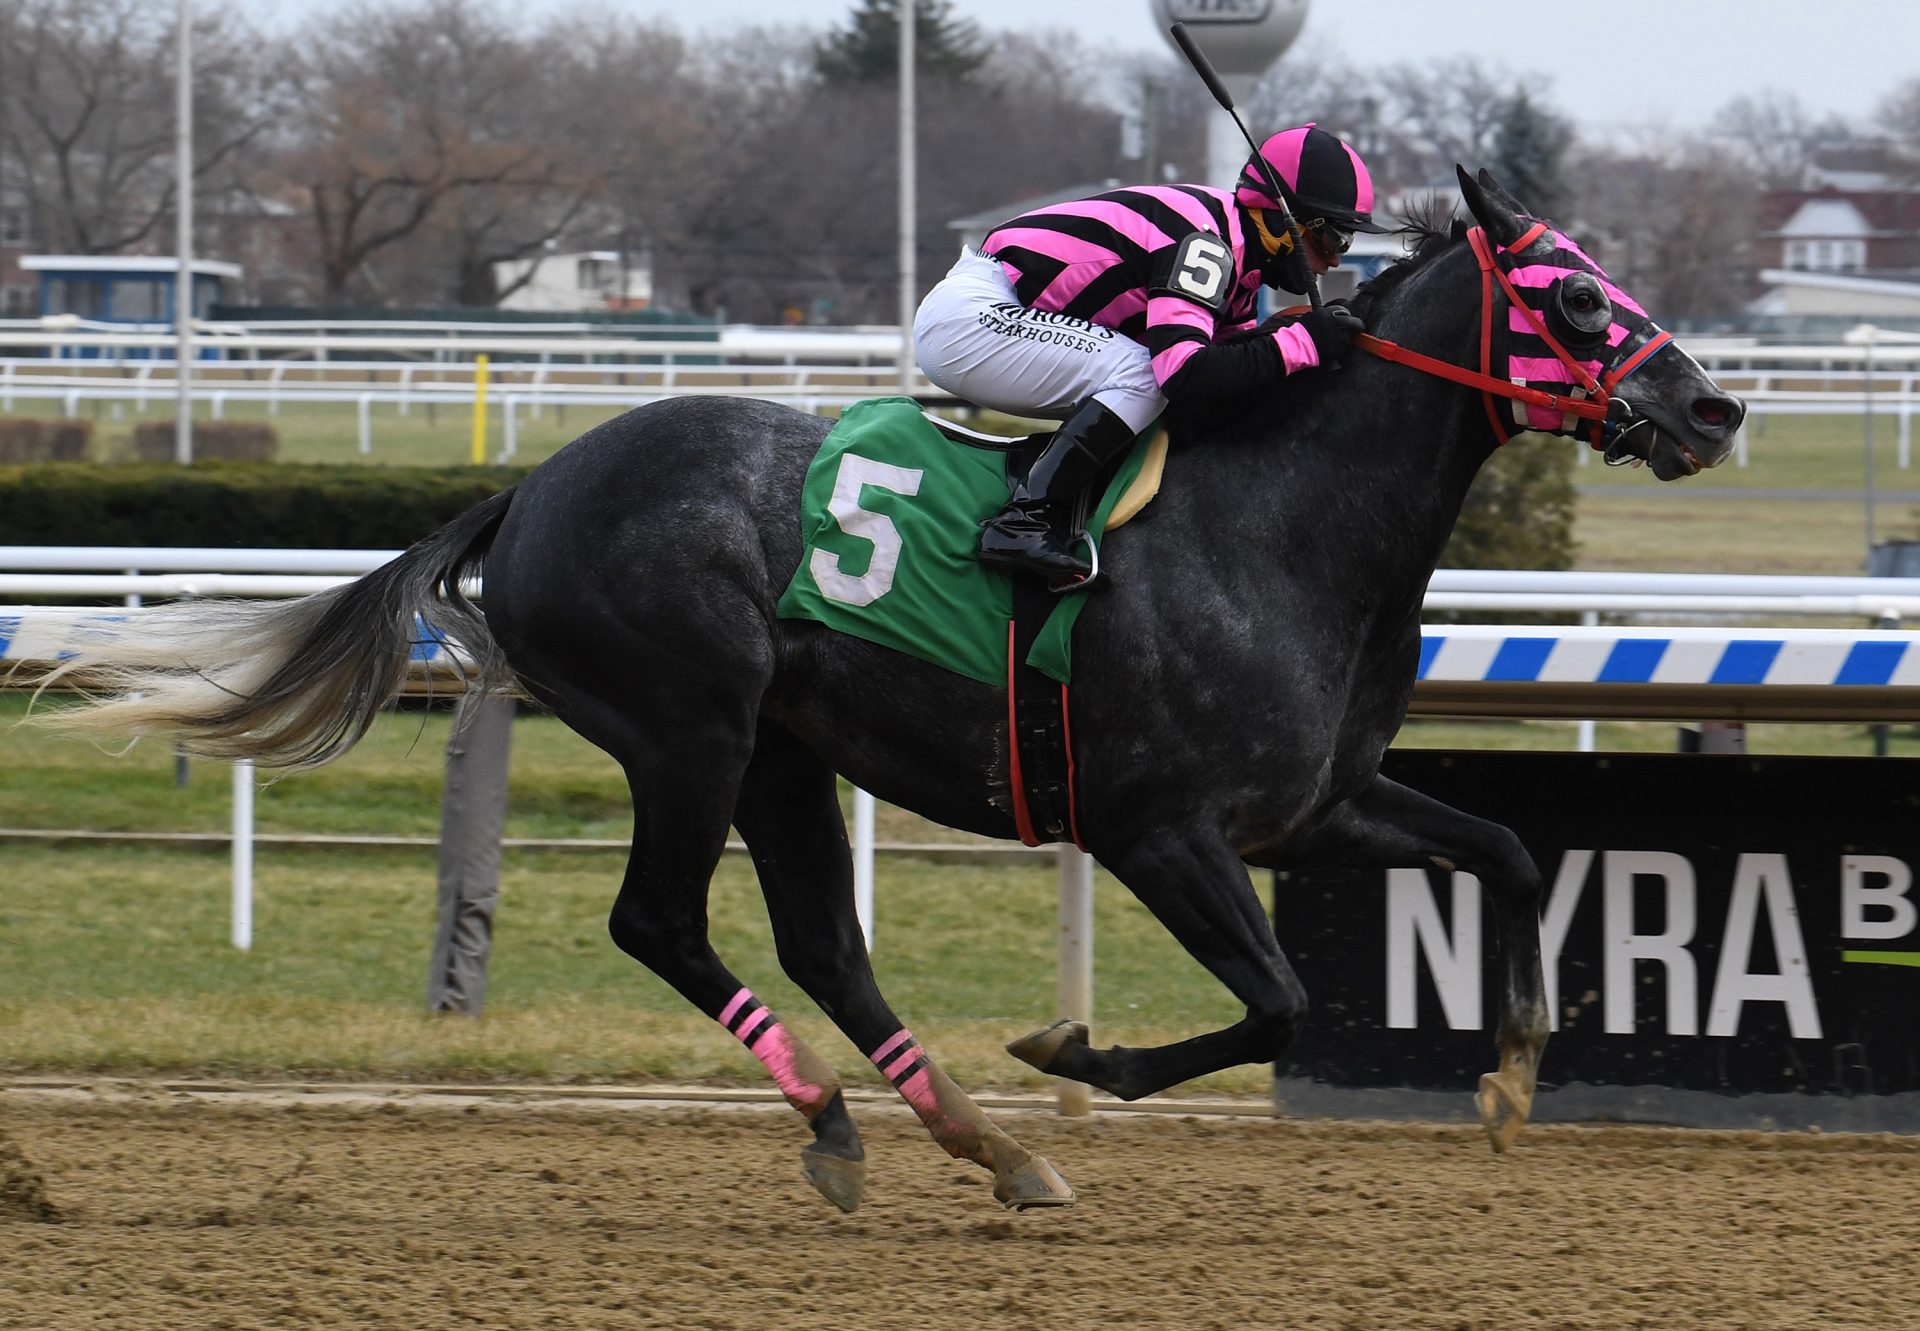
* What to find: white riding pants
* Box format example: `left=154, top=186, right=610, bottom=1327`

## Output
left=912, top=248, right=1167, bottom=433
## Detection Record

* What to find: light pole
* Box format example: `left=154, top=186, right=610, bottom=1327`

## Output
left=174, top=0, right=194, bottom=465
left=897, top=0, right=916, bottom=396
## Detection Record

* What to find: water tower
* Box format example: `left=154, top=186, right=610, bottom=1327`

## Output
left=1149, top=0, right=1310, bottom=190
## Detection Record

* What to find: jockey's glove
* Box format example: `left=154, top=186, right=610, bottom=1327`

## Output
left=1298, top=302, right=1366, bottom=364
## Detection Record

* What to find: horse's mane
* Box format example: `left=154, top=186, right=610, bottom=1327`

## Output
left=1346, top=198, right=1465, bottom=323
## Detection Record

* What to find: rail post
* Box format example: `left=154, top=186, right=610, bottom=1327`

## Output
left=1057, top=847, right=1094, bottom=1116
left=231, top=760, right=254, bottom=950
left=470, top=354, right=491, bottom=465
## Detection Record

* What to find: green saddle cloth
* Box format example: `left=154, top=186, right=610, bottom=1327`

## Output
left=774, top=396, right=1153, bottom=685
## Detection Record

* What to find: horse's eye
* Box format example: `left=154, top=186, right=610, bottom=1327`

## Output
left=1552, top=275, right=1612, bottom=340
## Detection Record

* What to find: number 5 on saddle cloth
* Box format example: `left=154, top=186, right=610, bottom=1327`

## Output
left=775, top=396, right=1166, bottom=844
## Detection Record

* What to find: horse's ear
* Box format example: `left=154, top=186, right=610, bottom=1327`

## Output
left=1455, top=164, right=1529, bottom=248
left=1475, top=167, right=1531, bottom=219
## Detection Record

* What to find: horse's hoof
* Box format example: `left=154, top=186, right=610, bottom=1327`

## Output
left=993, top=1154, right=1075, bottom=1211
left=800, top=1144, right=866, bottom=1213
left=1006, top=1019, right=1087, bottom=1074
left=1476, top=1071, right=1530, bottom=1154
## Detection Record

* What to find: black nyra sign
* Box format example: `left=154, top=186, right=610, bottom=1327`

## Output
left=1275, top=751, right=1920, bottom=1097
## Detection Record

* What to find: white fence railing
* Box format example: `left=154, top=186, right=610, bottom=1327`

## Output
left=8, top=553, right=1920, bottom=1051
left=11, top=328, right=1920, bottom=466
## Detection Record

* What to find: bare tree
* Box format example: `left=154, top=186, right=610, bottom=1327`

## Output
left=1245, top=39, right=1379, bottom=163
left=1573, top=138, right=1757, bottom=324
left=0, top=0, right=278, bottom=255
left=1709, top=89, right=1853, bottom=188
left=546, top=19, right=741, bottom=313
left=280, top=0, right=601, bottom=307
left=1876, top=79, right=1920, bottom=184
left=1374, top=56, right=1527, bottom=184
left=652, top=24, right=1127, bottom=324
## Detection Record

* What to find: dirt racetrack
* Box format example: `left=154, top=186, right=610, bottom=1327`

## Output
left=3, top=1083, right=1917, bottom=1331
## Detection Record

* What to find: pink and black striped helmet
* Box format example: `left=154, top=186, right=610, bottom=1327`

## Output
left=1236, top=124, right=1390, bottom=233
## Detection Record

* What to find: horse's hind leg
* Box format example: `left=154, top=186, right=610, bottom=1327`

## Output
left=539, top=682, right=864, bottom=1211
left=731, top=721, right=1074, bottom=1211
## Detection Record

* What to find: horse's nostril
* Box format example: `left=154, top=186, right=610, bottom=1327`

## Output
left=1690, top=396, right=1741, bottom=433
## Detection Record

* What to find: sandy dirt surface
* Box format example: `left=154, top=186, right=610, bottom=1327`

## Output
left=2, top=1083, right=1916, bottom=1331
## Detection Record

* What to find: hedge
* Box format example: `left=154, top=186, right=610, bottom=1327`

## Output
left=0, top=463, right=530, bottom=549
left=0, top=417, right=94, bottom=464
left=132, top=420, right=278, bottom=463
left=0, top=442, right=1571, bottom=569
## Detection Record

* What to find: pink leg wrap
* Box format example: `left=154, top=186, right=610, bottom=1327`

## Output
left=716, top=987, right=830, bottom=1114
left=870, top=1029, right=941, bottom=1119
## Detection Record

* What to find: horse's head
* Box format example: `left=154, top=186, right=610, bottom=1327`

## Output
left=1455, top=166, right=1745, bottom=481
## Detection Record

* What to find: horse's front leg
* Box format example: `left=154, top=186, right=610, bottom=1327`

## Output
left=1269, top=773, right=1550, bottom=1152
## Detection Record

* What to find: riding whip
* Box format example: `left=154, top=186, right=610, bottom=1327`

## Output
left=1167, top=22, right=1323, bottom=311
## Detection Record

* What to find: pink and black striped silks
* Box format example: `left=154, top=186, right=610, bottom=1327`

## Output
left=981, top=185, right=1322, bottom=391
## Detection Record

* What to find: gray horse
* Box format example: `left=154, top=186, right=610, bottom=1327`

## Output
left=43, top=169, right=1744, bottom=1212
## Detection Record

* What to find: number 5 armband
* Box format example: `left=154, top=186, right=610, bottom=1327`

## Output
left=1152, top=232, right=1235, bottom=314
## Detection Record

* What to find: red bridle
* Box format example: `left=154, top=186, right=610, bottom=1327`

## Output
left=1351, top=224, right=1673, bottom=448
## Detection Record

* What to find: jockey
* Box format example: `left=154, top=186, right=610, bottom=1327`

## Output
left=914, top=123, right=1387, bottom=587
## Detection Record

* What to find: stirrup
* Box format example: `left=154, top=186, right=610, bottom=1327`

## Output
left=1044, top=532, right=1102, bottom=595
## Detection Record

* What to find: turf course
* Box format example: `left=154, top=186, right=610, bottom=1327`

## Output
left=4, top=399, right=1919, bottom=1089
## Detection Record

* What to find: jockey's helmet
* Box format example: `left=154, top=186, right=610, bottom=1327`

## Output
left=1236, top=124, right=1391, bottom=238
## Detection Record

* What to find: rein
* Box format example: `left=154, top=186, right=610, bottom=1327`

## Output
left=1351, top=224, right=1674, bottom=452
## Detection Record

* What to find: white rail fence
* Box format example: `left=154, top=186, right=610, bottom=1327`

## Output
left=8, top=328, right=1920, bottom=464
left=9, top=550, right=1920, bottom=952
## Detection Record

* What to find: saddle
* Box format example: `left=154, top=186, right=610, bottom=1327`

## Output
left=920, top=411, right=1168, bottom=538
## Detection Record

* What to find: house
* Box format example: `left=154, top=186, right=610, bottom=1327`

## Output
left=1749, top=149, right=1920, bottom=331
left=489, top=250, right=652, bottom=313
left=1, top=182, right=34, bottom=318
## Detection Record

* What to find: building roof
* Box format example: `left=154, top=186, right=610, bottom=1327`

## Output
left=1758, top=184, right=1920, bottom=236
left=20, top=255, right=244, bottom=280
left=947, top=182, right=1126, bottom=232
left=1756, top=268, right=1920, bottom=296
left=1777, top=198, right=1874, bottom=239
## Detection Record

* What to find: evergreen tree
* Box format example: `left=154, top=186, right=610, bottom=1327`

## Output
left=814, top=0, right=986, bottom=84
left=1489, top=91, right=1573, bottom=222
left=1443, top=440, right=1576, bottom=572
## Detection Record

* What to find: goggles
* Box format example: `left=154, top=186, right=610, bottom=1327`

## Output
left=1301, top=216, right=1354, bottom=259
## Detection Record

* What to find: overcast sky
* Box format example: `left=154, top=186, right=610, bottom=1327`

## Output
left=395, top=0, right=1912, bottom=136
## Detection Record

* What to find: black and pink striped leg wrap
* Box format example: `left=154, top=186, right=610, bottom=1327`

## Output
left=716, top=988, right=831, bottom=1118
left=870, top=1028, right=940, bottom=1120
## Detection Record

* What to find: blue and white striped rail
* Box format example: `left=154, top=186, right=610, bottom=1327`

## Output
left=11, top=604, right=1920, bottom=721
left=0, top=608, right=464, bottom=678
left=1413, top=625, right=1920, bottom=721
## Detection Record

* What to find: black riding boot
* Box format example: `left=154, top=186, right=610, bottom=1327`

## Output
left=977, top=398, right=1137, bottom=587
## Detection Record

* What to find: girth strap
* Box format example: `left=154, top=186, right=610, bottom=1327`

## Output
left=1005, top=576, right=1085, bottom=850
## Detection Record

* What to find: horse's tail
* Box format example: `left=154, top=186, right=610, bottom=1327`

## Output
left=36, top=487, right=519, bottom=769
